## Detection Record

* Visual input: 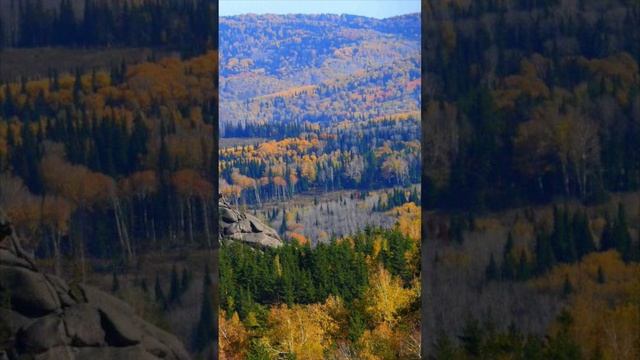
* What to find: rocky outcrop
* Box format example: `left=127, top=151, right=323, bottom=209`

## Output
left=219, top=199, right=282, bottom=248
left=0, top=221, right=190, bottom=360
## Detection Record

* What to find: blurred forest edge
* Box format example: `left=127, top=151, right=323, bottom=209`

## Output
left=422, top=0, right=640, bottom=358
left=0, top=0, right=216, bottom=54
left=0, top=0, right=217, bottom=81
left=0, top=47, right=178, bottom=83
left=0, top=0, right=220, bottom=357
left=217, top=12, right=423, bottom=360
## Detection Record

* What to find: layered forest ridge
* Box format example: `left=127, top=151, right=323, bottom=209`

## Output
left=220, top=13, right=420, bottom=127
left=219, top=13, right=421, bottom=244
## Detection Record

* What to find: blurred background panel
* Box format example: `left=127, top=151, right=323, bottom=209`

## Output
left=422, top=0, right=640, bottom=358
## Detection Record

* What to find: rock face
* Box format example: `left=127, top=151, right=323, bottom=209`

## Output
left=0, top=222, right=190, bottom=360
left=219, top=199, right=282, bottom=248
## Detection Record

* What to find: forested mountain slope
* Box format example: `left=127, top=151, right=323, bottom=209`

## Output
left=219, top=13, right=420, bottom=128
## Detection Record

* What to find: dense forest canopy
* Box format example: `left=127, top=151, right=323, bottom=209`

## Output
left=218, top=13, right=421, bottom=215
left=219, top=13, right=420, bottom=129
left=0, top=0, right=216, bottom=56
left=422, top=0, right=640, bottom=211
left=0, top=50, right=219, bottom=267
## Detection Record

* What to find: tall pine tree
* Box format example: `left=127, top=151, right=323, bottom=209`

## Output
left=193, top=266, right=215, bottom=351
left=612, top=203, right=632, bottom=261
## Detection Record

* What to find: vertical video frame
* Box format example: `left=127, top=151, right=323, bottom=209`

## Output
left=218, top=1, right=422, bottom=359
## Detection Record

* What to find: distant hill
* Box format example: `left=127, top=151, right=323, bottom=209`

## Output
left=219, top=13, right=420, bottom=128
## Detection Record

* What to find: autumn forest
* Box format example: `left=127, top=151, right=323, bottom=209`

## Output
left=423, top=0, right=640, bottom=359
left=218, top=11, right=422, bottom=359
left=0, top=0, right=639, bottom=359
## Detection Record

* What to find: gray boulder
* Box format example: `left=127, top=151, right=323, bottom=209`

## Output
left=0, top=265, right=61, bottom=317
left=17, top=314, right=68, bottom=353
left=219, top=198, right=282, bottom=248
left=63, top=304, right=106, bottom=347
left=0, top=220, right=191, bottom=360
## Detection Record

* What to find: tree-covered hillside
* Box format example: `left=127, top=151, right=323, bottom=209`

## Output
left=423, top=1, right=640, bottom=358
left=423, top=0, right=640, bottom=210
left=219, top=13, right=420, bottom=128
left=218, top=13, right=421, bottom=246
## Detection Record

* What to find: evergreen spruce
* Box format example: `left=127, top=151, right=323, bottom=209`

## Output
left=612, top=203, right=632, bottom=261
left=279, top=209, right=288, bottom=238
left=459, top=318, right=482, bottom=357
left=193, top=271, right=215, bottom=351
left=552, top=207, right=577, bottom=263
left=154, top=273, right=166, bottom=308
left=111, top=271, right=120, bottom=293
left=597, top=266, right=606, bottom=284
left=562, top=275, right=573, bottom=297
left=141, top=278, right=149, bottom=294
left=433, top=331, right=457, bottom=360
left=485, top=253, right=498, bottom=281
left=347, top=307, right=366, bottom=342
left=573, top=211, right=595, bottom=259
left=169, top=265, right=181, bottom=305
left=535, top=233, right=555, bottom=275
left=600, top=213, right=614, bottom=251
left=449, top=214, right=465, bottom=244
left=501, top=232, right=516, bottom=280
left=181, top=267, right=191, bottom=294
left=545, top=311, right=582, bottom=359
left=516, top=250, right=531, bottom=281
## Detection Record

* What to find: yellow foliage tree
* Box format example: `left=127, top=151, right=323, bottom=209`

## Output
left=364, top=265, right=416, bottom=325
left=534, top=251, right=640, bottom=359
left=219, top=312, right=249, bottom=360
left=266, top=302, right=338, bottom=360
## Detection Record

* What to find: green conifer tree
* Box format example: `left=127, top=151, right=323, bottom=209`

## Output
left=111, top=271, right=120, bottom=293
left=562, top=275, right=573, bottom=297
left=154, top=273, right=166, bottom=308
left=181, top=267, right=191, bottom=294
left=574, top=211, right=595, bottom=259
left=486, top=253, right=498, bottom=281
left=612, top=203, right=632, bottom=261
left=597, top=266, right=606, bottom=284
left=169, top=265, right=181, bottom=305
left=501, top=232, right=516, bottom=280
left=600, top=213, right=614, bottom=251
left=193, top=272, right=214, bottom=351
left=535, top=233, right=555, bottom=275
left=517, top=250, right=531, bottom=281
left=459, top=318, right=482, bottom=356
